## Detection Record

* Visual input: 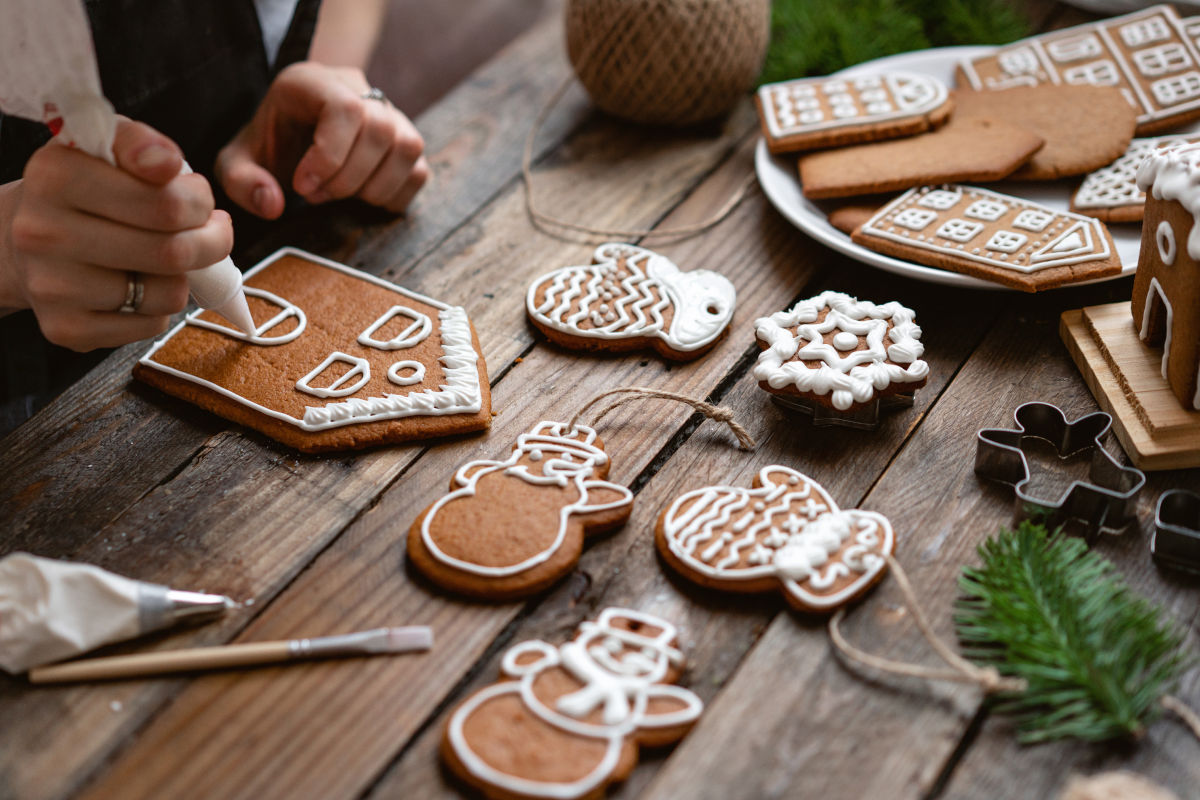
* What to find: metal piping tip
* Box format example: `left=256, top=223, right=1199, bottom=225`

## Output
left=138, top=585, right=234, bottom=634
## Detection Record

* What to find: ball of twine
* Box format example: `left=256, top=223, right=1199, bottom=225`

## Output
left=565, top=0, right=770, bottom=126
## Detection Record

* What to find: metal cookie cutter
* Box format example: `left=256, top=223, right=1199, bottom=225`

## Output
left=975, top=402, right=1146, bottom=538
left=1151, top=490, right=1200, bottom=575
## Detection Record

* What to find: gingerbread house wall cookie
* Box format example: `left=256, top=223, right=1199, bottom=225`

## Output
left=957, top=4, right=1200, bottom=135
left=134, top=248, right=491, bottom=452
left=1133, top=141, right=1200, bottom=410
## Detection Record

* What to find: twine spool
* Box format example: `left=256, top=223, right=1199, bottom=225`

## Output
left=565, top=0, right=770, bottom=126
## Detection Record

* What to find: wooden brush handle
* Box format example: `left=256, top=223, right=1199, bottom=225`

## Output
left=29, top=641, right=293, bottom=684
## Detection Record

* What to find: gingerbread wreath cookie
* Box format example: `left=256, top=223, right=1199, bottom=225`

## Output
left=526, top=243, right=735, bottom=361
left=798, top=115, right=1044, bottom=200
left=1072, top=136, right=1199, bottom=223
left=756, top=71, right=953, bottom=154
left=443, top=607, right=703, bottom=800
left=134, top=248, right=491, bottom=453
left=852, top=185, right=1123, bottom=292
left=408, top=421, right=634, bottom=599
left=656, top=466, right=895, bottom=613
left=752, top=290, right=928, bottom=413
left=956, top=4, right=1200, bottom=135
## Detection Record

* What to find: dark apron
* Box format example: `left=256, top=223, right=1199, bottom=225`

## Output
left=0, top=0, right=320, bottom=435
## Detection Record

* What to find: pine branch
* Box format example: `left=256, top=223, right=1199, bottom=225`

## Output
left=760, top=0, right=1030, bottom=85
left=954, top=522, right=1190, bottom=743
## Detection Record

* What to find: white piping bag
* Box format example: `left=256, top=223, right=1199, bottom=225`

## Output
left=0, top=0, right=255, bottom=334
left=0, top=553, right=233, bottom=674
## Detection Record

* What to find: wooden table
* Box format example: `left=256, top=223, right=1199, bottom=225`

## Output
left=3, top=4, right=1198, bottom=799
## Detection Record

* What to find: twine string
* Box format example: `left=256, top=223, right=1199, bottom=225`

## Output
left=1161, top=695, right=1200, bottom=743
left=828, top=554, right=1027, bottom=695
left=521, top=74, right=757, bottom=242
left=568, top=387, right=755, bottom=450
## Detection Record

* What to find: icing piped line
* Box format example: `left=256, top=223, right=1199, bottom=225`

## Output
left=1137, top=140, right=1200, bottom=260
left=752, top=291, right=928, bottom=410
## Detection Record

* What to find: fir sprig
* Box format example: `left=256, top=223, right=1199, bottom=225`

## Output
left=955, top=523, right=1189, bottom=743
left=760, top=0, right=1031, bottom=84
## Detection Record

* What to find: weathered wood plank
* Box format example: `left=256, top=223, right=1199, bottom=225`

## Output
left=638, top=283, right=1177, bottom=800
left=367, top=263, right=1009, bottom=799
left=73, top=139, right=818, bottom=800
left=0, top=29, right=757, bottom=800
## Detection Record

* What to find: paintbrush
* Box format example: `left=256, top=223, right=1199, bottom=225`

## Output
left=27, top=626, right=433, bottom=684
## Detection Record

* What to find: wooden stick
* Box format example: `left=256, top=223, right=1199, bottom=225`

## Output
left=28, top=627, right=433, bottom=684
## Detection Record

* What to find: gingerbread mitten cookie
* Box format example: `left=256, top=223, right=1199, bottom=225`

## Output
left=526, top=243, right=735, bottom=361
left=657, top=466, right=895, bottom=613
left=408, top=421, right=634, bottom=599
left=443, top=608, right=703, bottom=800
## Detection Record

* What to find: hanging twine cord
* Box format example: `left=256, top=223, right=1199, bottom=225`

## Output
left=568, top=387, right=755, bottom=450
left=829, top=554, right=1027, bottom=695
left=520, top=74, right=757, bottom=242
left=1161, top=695, right=1200, bottom=742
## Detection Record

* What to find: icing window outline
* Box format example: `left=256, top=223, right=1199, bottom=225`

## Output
left=1012, top=209, right=1054, bottom=232
left=186, top=286, right=307, bottom=345
left=1134, top=43, right=1192, bottom=78
left=1152, top=71, right=1200, bottom=104
left=964, top=199, right=1009, bottom=221
left=1062, top=60, right=1120, bottom=86
left=387, top=360, right=426, bottom=386
left=1047, top=34, right=1102, bottom=63
left=892, top=208, right=938, bottom=231
left=985, top=230, right=1028, bottom=254
left=917, top=189, right=961, bottom=210
left=936, top=218, right=984, bottom=243
left=296, top=351, right=371, bottom=398
left=358, top=305, right=433, bottom=350
left=1120, top=17, right=1171, bottom=48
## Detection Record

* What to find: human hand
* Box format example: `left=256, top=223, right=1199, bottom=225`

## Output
left=216, top=62, right=429, bottom=219
left=0, top=119, right=233, bottom=351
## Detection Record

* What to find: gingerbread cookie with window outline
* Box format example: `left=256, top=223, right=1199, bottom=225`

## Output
left=408, top=420, right=634, bottom=599
left=956, top=4, right=1200, bottom=136
left=134, top=247, right=490, bottom=453
left=852, top=185, right=1123, bottom=291
left=526, top=243, right=736, bottom=362
left=756, top=71, right=954, bottom=154
left=752, top=290, right=929, bottom=413
left=656, top=466, right=895, bottom=613
left=443, top=607, right=703, bottom=800
left=1071, top=135, right=1200, bottom=222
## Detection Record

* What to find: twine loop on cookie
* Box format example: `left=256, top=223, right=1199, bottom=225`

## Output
left=828, top=554, right=1027, bottom=695
left=569, top=386, right=755, bottom=450
left=1161, top=695, right=1200, bottom=743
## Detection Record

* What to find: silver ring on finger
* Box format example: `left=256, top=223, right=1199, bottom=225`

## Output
left=361, top=87, right=391, bottom=106
left=117, top=271, right=145, bottom=313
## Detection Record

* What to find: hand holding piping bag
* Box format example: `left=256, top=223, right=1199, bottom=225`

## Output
left=0, top=0, right=254, bottom=337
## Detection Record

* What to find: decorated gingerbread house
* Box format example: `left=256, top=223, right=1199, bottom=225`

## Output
left=1132, top=141, right=1200, bottom=410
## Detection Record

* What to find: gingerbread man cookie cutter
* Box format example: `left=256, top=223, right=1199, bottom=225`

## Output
left=1151, top=490, right=1200, bottom=575
left=974, top=402, right=1145, bottom=538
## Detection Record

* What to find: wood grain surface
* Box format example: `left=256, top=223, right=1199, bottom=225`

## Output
left=2, top=2, right=1199, bottom=800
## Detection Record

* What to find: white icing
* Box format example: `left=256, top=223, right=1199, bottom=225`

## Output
left=757, top=71, right=948, bottom=140
left=1157, top=220, right=1177, bottom=265
left=420, top=422, right=634, bottom=577
left=138, top=247, right=484, bottom=432
left=386, top=360, right=425, bottom=386
left=357, top=305, right=432, bottom=350
left=526, top=243, right=735, bottom=353
left=1137, top=140, right=1200, bottom=260
left=957, top=6, right=1200, bottom=127
left=295, top=352, right=370, bottom=398
left=446, top=608, right=703, bottom=799
left=859, top=185, right=1113, bottom=275
left=186, top=286, right=306, bottom=345
left=752, top=290, right=928, bottom=410
left=660, top=467, right=895, bottom=610
left=1074, top=136, right=1195, bottom=211
left=1140, top=277, right=1178, bottom=394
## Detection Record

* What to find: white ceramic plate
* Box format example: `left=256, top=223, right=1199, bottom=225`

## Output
left=754, top=45, right=1198, bottom=290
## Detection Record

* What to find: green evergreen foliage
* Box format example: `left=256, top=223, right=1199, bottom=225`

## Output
left=760, top=0, right=1031, bottom=84
left=955, top=523, right=1189, bottom=743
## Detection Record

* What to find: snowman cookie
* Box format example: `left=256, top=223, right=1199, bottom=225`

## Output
left=526, top=243, right=735, bottom=361
left=656, top=466, right=895, bottom=613
left=443, top=607, right=703, bottom=800
left=408, top=421, right=634, bottom=599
